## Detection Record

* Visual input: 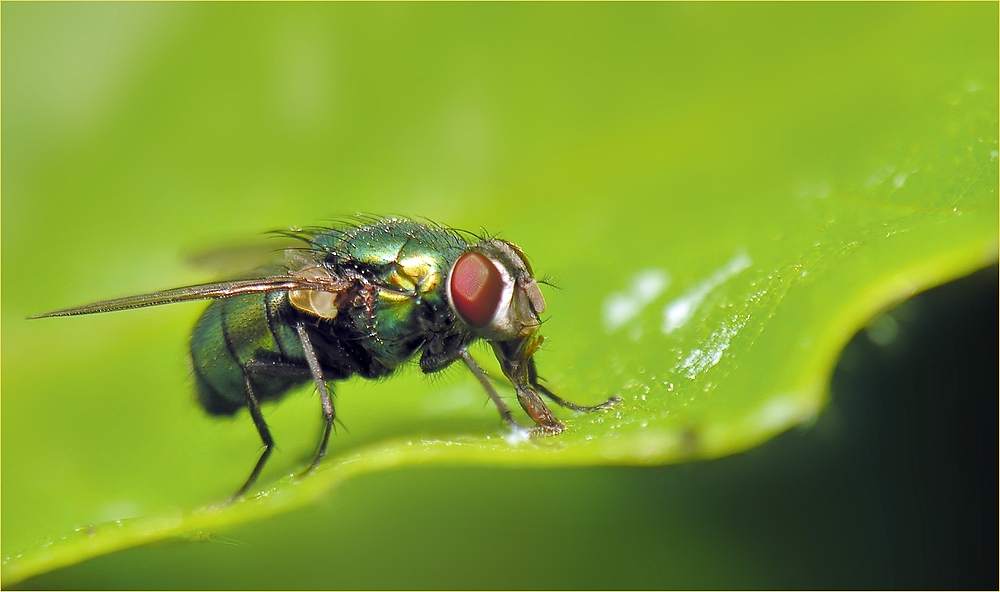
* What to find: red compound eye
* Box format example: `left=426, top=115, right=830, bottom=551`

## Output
left=450, top=252, right=503, bottom=328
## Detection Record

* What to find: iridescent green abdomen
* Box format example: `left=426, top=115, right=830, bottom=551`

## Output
left=191, top=292, right=307, bottom=415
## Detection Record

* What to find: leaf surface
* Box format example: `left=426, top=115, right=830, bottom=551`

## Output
left=2, top=3, right=996, bottom=586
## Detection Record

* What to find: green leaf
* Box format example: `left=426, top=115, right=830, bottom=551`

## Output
left=2, top=3, right=996, bottom=587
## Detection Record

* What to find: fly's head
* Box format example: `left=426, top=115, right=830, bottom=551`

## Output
left=446, top=239, right=547, bottom=345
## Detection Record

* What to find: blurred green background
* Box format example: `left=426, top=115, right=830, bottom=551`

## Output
left=2, top=2, right=996, bottom=588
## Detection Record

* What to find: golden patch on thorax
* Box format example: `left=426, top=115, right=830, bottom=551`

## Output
left=382, top=255, right=442, bottom=302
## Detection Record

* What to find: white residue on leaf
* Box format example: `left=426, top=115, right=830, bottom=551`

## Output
left=503, top=426, right=531, bottom=445
left=602, top=268, right=671, bottom=333
left=676, top=313, right=750, bottom=379
left=662, top=250, right=752, bottom=334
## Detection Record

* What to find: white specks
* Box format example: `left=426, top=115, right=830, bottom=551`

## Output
left=676, top=313, right=750, bottom=379
left=603, top=268, right=671, bottom=333
left=800, top=270, right=808, bottom=278
left=966, top=80, right=981, bottom=93
left=892, top=172, right=907, bottom=188
left=503, top=426, right=531, bottom=445
left=989, top=150, right=998, bottom=162
left=662, top=251, right=752, bottom=334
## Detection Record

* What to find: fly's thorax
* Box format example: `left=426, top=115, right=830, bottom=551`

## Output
left=311, top=219, right=466, bottom=307
left=326, top=219, right=469, bottom=271
left=446, top=239, right=547, bottom=342
left=371, top=251, right=459, bottom=347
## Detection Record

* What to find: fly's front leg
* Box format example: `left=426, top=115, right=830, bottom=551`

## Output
left=492, top=340, right=618, bottom=435
left=534, top=382, right=620, bottom=412
left=490, top=341, right=565, bottom=435
left=514, top=385, right=565, bottom=436
left=525, top=356, right=620, bottom=412
left=295, top=322, right=335, bottom=474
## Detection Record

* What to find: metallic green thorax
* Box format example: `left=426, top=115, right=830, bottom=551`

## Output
left=316, top=219, right=469, bottom=362
left=190, top=219, right=474, bottom=415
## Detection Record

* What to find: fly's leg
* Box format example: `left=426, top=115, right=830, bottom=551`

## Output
left=514, top=385, right=565, bottom=436
left=491, top=340, right=617, bottom=435
left=234, top=374, right=274, bottom=500
left=534, top=382, right=620, bottom=412
left=295, top=322, right=335, bottom=474
left=459, top=349, right=523, bottom=431
left=526, top=357, right=620, bottom=412
left=489, top=340, right=565, bottom=435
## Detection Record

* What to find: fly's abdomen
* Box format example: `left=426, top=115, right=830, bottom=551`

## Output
left=190, top=292, right=306, bottom=415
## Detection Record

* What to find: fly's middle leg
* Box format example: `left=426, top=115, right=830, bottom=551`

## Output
left=459, top=348, right=522, bottom=431
left=296, top=322, right=336, bottom=474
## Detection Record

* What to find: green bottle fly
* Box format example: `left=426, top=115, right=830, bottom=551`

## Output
left=35, top=217, right=617, bottom=497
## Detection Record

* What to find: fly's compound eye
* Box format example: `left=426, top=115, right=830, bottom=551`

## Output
left=449, top=252, right=504, bottom=328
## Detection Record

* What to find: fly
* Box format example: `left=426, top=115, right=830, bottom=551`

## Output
left=34, top=217, right=617, bottom=498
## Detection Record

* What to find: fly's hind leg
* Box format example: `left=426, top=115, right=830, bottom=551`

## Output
left=234, top=374, right=275, bottom=500
left=295, top=322, right=335, bottom=474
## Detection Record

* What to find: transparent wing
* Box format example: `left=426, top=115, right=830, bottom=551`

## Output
left=184, top=235, right=305, bottom=280
left=31, top=276, right=352, bottom=318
